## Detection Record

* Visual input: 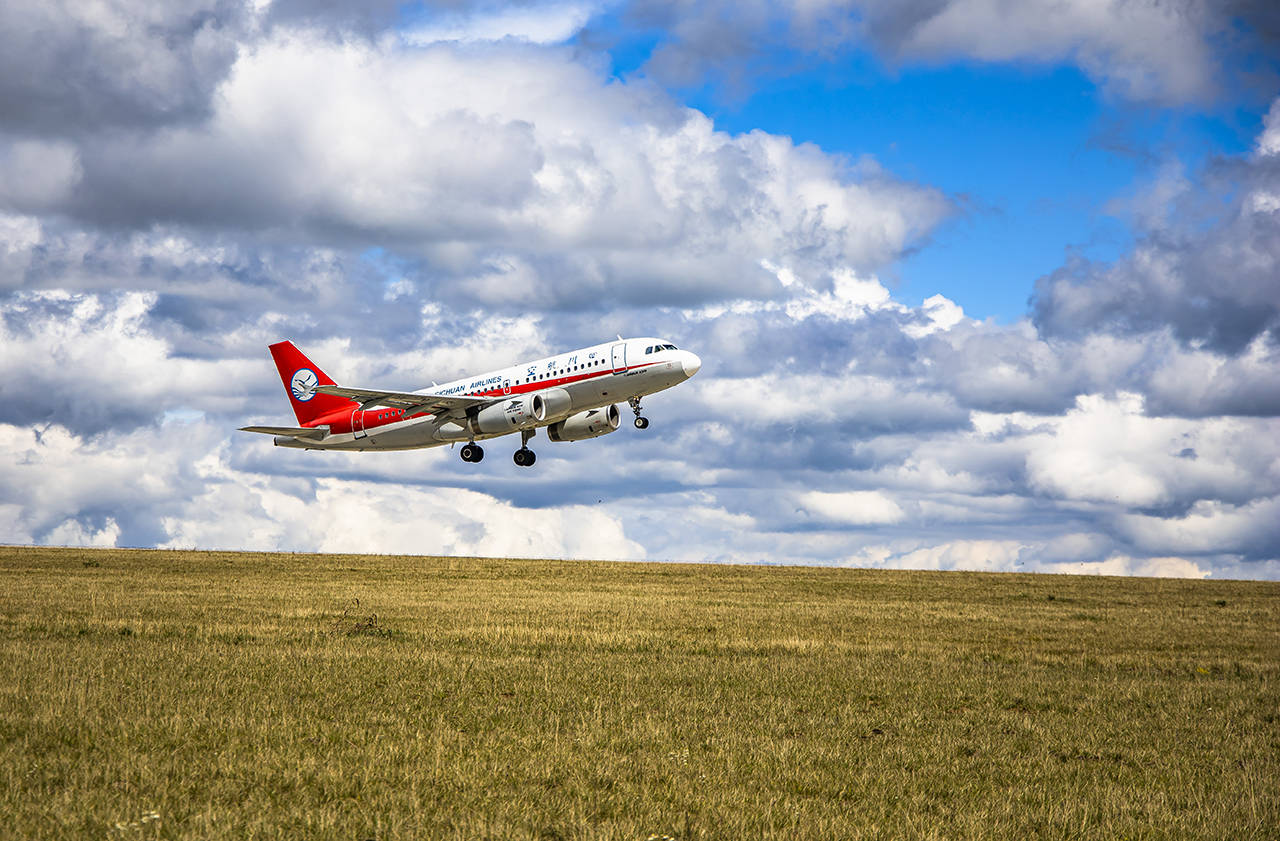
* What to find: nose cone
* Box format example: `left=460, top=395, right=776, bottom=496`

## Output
left=682, top=351, right=702, bottom=378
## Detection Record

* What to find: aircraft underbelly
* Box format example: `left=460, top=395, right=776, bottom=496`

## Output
left=366, top=423, right=435, bottom=449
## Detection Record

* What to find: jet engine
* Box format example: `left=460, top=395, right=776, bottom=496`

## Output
left=547, top=404, right=620, bottom=442
left=468, top=394, right=538, bottom=435
left=457, top=387, right=576, bottom=437
left=531, top=387, right=573, bottom=422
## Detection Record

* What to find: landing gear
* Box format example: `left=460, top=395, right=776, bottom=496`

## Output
left=629, top=396, right=649, bottom=429
left=513, top=428, right=537, bottom=468
left=460, top=442, right=484, bottom=463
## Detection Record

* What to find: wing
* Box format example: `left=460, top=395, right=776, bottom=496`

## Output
left=313, top=385, right=490, bottom=418
left=239, top=425, right=328, bottom=440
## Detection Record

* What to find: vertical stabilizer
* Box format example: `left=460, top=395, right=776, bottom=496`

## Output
left=267, top=341, right=355, bottom=425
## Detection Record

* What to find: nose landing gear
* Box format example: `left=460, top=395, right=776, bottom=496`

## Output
left=629, top=396, right=649, bottom=429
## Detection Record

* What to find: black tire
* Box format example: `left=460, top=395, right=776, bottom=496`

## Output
left=514, top=448, right=536, bottom=467
left=634, top=416, right=650, bottom=430
left=460, top=444, right=474, bottom=462
left=472, top=445, right=484, bottom=463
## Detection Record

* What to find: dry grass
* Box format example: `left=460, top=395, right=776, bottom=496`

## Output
left=1, top=546, right=1277, bottom=840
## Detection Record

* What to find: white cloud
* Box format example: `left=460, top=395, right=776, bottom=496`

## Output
left=796, top=490, right=904, bottom=525
left=1020, top=392, right=1278, bottom=509
left=44, top=517, right=121, bottom=548
left=1024, top=392, right=1178, bottom=507
left=843, top=539, right=1211, bottom=578
left=0, top=290, right=262, bottom=432
left=846, top=538, right=1030, bottom=572
left=1071, top=554, right=1209, bottom=579
left=161, top=475, right=644, bottom=560
left=65, top=32, right=948, bottom=303
left=903, top=293, right=965, bottom=337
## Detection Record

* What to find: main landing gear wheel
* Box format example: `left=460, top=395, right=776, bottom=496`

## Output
left=513, top=428, right=537, bottom=467
left=460, top=443, right=484, bottom=463
left=629, top=396, right=649, bottom=430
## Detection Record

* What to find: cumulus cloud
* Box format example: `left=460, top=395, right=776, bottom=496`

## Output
left=24, top=32, right=945, bottom=312
left=0, top=290, right=262, bottom=434
left=796, top=490, right=904, bottom=526
left=1032, top=100, right=1280, bottom=354
left=1019, top=393, right=1279, bottom=510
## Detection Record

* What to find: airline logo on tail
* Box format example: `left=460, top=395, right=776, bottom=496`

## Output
left=290, top=368, right=318, bottom=401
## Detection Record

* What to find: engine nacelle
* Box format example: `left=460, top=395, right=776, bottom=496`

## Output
left=547, top=404, right=620, bottom=442
left=532, top=387, right=573, bottom=422
left=468, top=395, right=538, bottom=435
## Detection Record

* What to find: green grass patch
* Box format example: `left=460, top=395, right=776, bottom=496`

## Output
left=1, top=546, right=1277, bottom=839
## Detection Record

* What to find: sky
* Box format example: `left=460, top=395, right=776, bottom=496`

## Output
left=2, top=0, right=1279, bottom=579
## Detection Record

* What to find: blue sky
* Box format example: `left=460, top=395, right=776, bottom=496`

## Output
left=602, top=25, right=1270, bottom=322
left=1, top=0, right=1279, bottom=577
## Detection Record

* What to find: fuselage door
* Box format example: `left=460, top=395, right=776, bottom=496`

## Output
left=611, top=342, right=626, bottom=374
left=352, top=409, right=368, bottom=439
left=502, top=379, right=512, bottom=395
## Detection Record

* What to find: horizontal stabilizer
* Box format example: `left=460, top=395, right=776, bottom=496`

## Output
left=239, top=425, right=328, bottom=440
left=314, top=385, right=489, bottom=418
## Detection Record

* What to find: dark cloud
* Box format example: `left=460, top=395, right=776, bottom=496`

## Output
left=1032, top=154, right=1280, bottom=355
left=0, top=0, right=249, bottom=136
left=264, top=0, right=408, bottom=33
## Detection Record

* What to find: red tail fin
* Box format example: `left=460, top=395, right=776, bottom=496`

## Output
left=267, top=341, right=356, bottom=426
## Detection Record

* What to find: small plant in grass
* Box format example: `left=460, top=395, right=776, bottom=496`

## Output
left=329, top=597, right=397, bottom=639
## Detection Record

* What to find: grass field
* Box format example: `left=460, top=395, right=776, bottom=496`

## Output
left=1, top=546, right=1277, bottom=840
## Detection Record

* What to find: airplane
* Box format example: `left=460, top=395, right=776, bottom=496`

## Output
left=239, top=337, right=701, bottom=466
